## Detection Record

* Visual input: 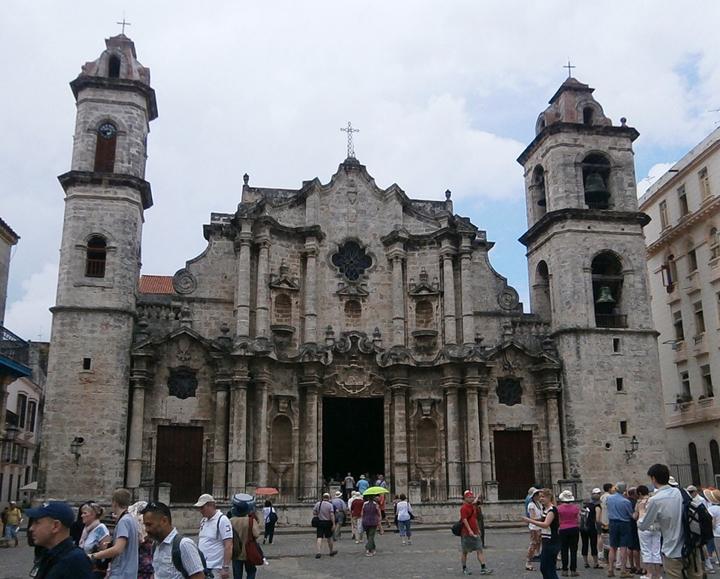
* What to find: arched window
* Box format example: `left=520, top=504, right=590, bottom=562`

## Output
left=108, top=54, right=121, bottom=78
left=583, top=107, right=594, bottom=125
left=344, top=300, right=362, bottom=326
left=85, top=236, right=107, bottom=278
left=94, top=122, right=118, bottom=173
left=689, top=442, right=701, bottom=486
left=582, top=153, right=611, bottom=209
left=274, top=294, right=292, bottom=324
left=416, top=418, right=438, bottom=463
left=534, top=260, right=551, bottom=318
left=531, top=165, right=547, bottom=216
left=415, top=300, right=433, bottom=329
left=710, top=440, right=720, bottom=478
left=271, top=416, right=292, bottom=464
left=592, top=252, right=625, bottom=328
left=535, top=114, right=546, bottom=135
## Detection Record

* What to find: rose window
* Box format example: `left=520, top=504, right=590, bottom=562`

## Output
left=331, top=241, right=372, bottom=281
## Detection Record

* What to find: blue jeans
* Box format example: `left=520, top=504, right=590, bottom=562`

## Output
left=233, top=560, right=257, bottom=579
left=540, top=539, right=560, bottom=579
left=398, top=519, right=412, bottom=538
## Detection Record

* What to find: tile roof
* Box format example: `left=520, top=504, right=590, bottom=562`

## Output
left=139, top=275, right=174, bottom=294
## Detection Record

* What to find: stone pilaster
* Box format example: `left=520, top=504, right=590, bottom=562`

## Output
left=212, top=371, right=231, bottom=497
left=389, top=250, right=406, bottom=346
left=126, top=365, right=150, bottom=491
left=303, top=238, right=318, bottom=343
left=255, top=236, right=271, bottom=338
left=254, top=365, right=270, bottom=485
left=300, top=367, right=320, bottom=496
left=443, top=367, right=463, bottom=495
left=228, top=364, right=249, bottom=490
left=463, top=365, right=483, bottom=486
left=389, top=370, right=409, bottom=492
left=234, top=222, right=253, bottom=338
left=441, top=249, right=457, bottom=344
left=459, top=236, right=475, bottom=344
left=478, top=381, right=493, bottom=484
left=542, top=381, right=565, bottom=484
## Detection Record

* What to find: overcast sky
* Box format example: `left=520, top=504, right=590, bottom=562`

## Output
left=3, top=0, right=720, bottom=341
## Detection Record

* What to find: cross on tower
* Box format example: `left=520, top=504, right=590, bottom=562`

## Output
left=564, top=59, right=576, bottom=78
left=117, top=16, right=132, bottom=35
left=340, top=121, right=359, bottom=159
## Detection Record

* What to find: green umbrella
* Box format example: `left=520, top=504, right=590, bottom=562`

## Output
left=362, top=486, right=390, bottom=496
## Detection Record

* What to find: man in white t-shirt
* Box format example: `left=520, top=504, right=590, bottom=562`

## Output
left=194, top=494, right=233, bottom=579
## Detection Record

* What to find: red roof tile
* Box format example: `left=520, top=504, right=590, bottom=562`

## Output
left=139, top=275, right=174, bottom=294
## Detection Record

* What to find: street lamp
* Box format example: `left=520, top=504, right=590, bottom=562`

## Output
left=70, top=436, right=85, bottom=464
left=624, top=435, right=639, bottom=462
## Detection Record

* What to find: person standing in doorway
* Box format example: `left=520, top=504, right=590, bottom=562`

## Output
left=557, top=490, right=580, bottom=577
left=312, top=493, right=337, bottom=559
left=357, top=475, right=370, bottom=495
left=522, top=488, right=560, bottom=579
left=343, top=473, right=355, bottom=501
left=89, top=488, right=139, bottom=579
left=362, top=495, right=382, bottom=557
left=460, top=490, right=493, bottom=575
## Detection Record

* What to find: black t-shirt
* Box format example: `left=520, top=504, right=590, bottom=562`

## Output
left=583, top=500, right=599, bottom=527
left=542, top=506, right=560, bottom=543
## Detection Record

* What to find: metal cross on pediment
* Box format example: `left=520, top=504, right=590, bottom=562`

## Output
left=564, top=59, right=576, bottom=78
left=117, top=15, right=132, bottom=35
left=340, top=121, right=359, bottom=159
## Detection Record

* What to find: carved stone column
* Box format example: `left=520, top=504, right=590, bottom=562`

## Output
left=234, top=222, right=253, bottom=338
left=212, top=371, right=231, bottom=497
left=389, top=370, right=409, bottom=491
left=459, top=236, right=475, bottom=344
left=254, top=365, right=270, bottom=485
left=390, top=253, right=406, bottom=346
left=228, top=364, right=249, bottom=490
left=300, top=367, right=320, bottom=497
left=542, top=382, right=564, bottom=484
left=478, top=381, right=493, bottom=484
left=443, top=367, right=463, bottom=495
left=441, top=250, right=457, bottom=344
left=255, top=237, right=271, bottom=338
left=464, top=365, right=483, bottom=485
left=303, top=238, right=319, bottom=343
left=126, top=365, right=150, bottom=491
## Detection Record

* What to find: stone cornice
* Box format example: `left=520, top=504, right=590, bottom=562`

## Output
left=519, top=208, right=650, bottom=247
left=58, top=170, right=153, bottom=210
left=645, top=195, right=720, bottom=257
left=70, top=76, right=158, bottom=121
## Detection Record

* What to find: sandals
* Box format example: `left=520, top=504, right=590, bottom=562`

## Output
left=525, top=563, right=534, bottom=571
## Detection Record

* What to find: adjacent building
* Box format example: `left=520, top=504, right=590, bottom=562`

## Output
left=39, top=34, right=665, bottom=515
left=640, top=127, right=720, bottom=486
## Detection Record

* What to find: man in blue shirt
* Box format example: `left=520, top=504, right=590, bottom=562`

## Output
left=606, top=482, right=634, bottom=578
left=26, top=501, right=92, bottom=579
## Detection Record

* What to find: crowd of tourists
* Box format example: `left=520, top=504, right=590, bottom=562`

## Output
left=521, top=463, right=718, bottom=579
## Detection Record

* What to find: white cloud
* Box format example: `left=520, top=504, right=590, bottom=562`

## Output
left=4, top=263, right=57, bottom=341
left=637, top=162, right=677, bottom=198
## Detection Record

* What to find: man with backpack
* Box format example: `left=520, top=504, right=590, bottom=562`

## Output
left=142, top=501, right=208, bottom=579
left=195, top=494, right=233, bottom=578
left=639, top=463, right=709, bottom=579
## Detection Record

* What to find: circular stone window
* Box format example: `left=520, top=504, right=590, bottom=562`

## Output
left=331, top=241, right=372, bottom=281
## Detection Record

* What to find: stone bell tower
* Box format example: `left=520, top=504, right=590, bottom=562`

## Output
left=518, top=77, right=665, bottom=487
left=40, top=34, right=157, bottom=500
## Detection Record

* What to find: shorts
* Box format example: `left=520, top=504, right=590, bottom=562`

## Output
left=316, top=521, right=333, bottom=539
left=461, top=534, right=483, bottom=554
left=4, top=525, right=18, bottom=539
left=608, top=520, right=632, bottom=549
left=638, top=529, right=661, bottom=565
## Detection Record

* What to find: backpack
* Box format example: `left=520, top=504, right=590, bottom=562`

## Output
left=171, top=533, right=213, bottom=579
left=267, top=508, right=278, bottom=525
left=680, top=488, right=714, bottom=560
left=579, top=504, right=591, bottom=532
left=451, top=520, right=463, bottom=536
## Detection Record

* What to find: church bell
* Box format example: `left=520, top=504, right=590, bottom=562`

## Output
left=584, top=172, right=609, bottom=206
left=596, top=286, right=615, bottom=304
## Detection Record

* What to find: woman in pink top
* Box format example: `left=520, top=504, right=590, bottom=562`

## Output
left=557, top=490, right=580, bottom=576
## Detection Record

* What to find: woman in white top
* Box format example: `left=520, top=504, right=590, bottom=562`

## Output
left=634, top=485, right=661, bottom=579
left=526, top=488, right=543, bottom=571
left=78, top=502, right=111, bottom=579
left=395, top=494, right=413, bottom=545
left=705, top=488, right=720, bottom=567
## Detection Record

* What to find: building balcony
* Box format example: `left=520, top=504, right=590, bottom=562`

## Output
left=667, top=395, right=720, bottom=428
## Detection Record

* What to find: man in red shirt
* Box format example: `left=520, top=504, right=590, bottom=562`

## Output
left=460, top=490, right=493, bottom=575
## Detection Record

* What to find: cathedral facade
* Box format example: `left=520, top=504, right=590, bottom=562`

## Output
left=39, top=35, right=666, bottom=507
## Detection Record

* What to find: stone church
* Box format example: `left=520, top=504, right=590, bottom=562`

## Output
left=39, top=34, right=666, bottom=510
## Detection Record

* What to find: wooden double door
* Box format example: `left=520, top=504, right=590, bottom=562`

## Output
left=494, top=430, right=535, bottom=500
left=155, top=425, right=203, bottom=503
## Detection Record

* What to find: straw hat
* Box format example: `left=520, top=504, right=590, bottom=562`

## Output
left=558, top=490, right=575, bottom=502
left=704, top=488, right=720, bottom=504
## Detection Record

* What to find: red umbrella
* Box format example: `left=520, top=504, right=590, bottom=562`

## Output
left=255, top=487, right=280, bottom=496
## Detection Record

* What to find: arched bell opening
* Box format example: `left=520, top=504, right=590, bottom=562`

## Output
left=582, top=153, right=611, bottom=210
left=591, top=252, right=625, bottom=328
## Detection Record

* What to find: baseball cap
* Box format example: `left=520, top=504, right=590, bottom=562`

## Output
left=25, top=501, right=75, bottom=527
left=591, top=488, right=602, bottom=494
left=463, top=490, right=475, bottom=498
left=193, top=494, right=215, bottom=507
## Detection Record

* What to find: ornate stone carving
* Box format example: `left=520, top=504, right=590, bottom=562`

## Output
left=269, top=260, right=300, bottom=291
left=408, top=268, right=441, bottom=296
left=172, top=268, right=197, bottom=295
left=498, top=287, right=519, bottom=310
left=167, top=366, right=198, bottom=399
left=331, top=240, right=372, bottom=281
left=496, top=377, right=522, bottom=406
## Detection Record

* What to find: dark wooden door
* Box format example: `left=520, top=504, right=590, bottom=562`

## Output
left=156, top=426, right=203, bottom=503
left=494, top=430, right=534, bottom=500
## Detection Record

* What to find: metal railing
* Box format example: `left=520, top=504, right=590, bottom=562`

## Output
left=595, top=314, right=628, bottom=328
left=669, top=463, right=712, bottom=488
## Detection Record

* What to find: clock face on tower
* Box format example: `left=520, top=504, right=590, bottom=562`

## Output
left=98, top=122, right=117, bottom=140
